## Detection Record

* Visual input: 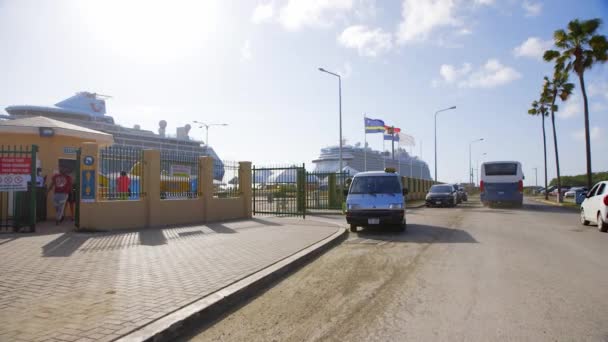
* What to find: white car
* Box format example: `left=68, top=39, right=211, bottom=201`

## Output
left=580, top=181, right=608, bottom=232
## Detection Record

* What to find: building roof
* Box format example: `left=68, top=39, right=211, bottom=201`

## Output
left=0, top=116, right=114, bottom=144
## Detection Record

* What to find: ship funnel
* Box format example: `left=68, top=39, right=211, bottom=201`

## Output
left=55, top=91, right=108, bottom=116
left=159, top=120, right=167, bottom=137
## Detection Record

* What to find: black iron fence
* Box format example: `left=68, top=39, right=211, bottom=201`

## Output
left=214, top=160, right=241, bottom=198
left=252, top=164, right=306, bottom=217
left=305, top=171, right=347, bottom=211
left=99, top=146, right=145, bottom=200
left=160, top=151, right=200, bottom=199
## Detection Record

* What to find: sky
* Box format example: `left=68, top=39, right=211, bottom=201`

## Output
left=0, top=0, right=607, bottom=185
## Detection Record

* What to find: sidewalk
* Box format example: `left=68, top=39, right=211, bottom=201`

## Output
left=0, top=218, right=343, bottom=342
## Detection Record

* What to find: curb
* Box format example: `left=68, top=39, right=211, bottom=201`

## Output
left=118, top=226, right=347, bottom=342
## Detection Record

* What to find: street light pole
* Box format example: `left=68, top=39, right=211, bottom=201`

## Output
left=193, top=121, right=228, bottom=150
left=469, top=138, right=484, bottom=185
left=533, top=167, right=538, bottom=187
left=434, top=106, right=456, bottom=181
left=319, top=67, right=343, bottom=174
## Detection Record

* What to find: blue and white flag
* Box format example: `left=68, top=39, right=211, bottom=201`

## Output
left=384, top=134, right=399, bottom=141
left=364, top=117, right=385, bottom=133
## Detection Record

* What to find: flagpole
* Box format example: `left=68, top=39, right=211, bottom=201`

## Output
left=383, top=138, right=386, bottom=169
left=391, top=126, right=395, bottom=160
left=364, top=115, right=367, bottom=171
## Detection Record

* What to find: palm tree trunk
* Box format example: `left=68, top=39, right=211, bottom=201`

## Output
left=578, top=72, right=592, bottom=189
left=550, top=99, right=562, bottom=203
left=542, top=114, right=548, bottom=200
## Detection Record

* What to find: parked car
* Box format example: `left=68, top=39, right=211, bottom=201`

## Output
left=564, top=186, right=587, bottom=198
left=580, top=181, right=608, bottom=232
left=457, top=186, right=468, bottom=202
left=426, top=184, right=459, bottom=207
left=539, top=186, right=556, bottom=195
left=550, top=186, right=571, bottom=196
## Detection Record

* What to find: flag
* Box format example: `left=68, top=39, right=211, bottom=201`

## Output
left=398, top=132, right=415, bottom=146
left=384, top=133, right=400, bottom=141
left=384, top=126, right=401, bottom=134
left=364, top=117, right=385, bottom=133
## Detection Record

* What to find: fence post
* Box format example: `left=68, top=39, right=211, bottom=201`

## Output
left=328, top=173, right=336, bottom=207
left=201, top=157, right=214, bottom=222
left=239, top=161, right=252, bottom=218
left=144, top=150, right=160, bottom=227
left=29, top=145, right=38, bottom=231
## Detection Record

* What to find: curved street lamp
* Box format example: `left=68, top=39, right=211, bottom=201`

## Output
left=434, top=106, right=456, bottom=181
left=318, top=67, right=343, bottom=174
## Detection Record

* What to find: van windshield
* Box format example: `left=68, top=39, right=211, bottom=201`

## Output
left=349, top=176, right=402, bottom=194
left=484, top=163, right=518, bottom=176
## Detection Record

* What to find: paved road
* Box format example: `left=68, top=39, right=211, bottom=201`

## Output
left=185, top=199, right=608, bottom=342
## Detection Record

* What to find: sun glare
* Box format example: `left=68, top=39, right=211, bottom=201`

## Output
left=77, top=0, right=219, bottom=64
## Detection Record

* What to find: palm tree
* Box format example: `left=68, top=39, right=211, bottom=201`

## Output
left=543, top=71, right=575, bottom=202
left=544, top=18, right=608, bottom=189
left=529, top=93, right=550, bottom=200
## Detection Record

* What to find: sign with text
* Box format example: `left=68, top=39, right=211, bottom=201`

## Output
left=63, top=147, right=78, bottom=155
left=81, top=170, right=96, bottom=202
left=0, top=174, right=28, bottom=191
left=170, top=165, right=191, bottom=177
left=0, top=157, right=32, bottom=174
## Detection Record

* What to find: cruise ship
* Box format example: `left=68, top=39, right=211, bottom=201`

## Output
left=3, top=91, right=224, bottom=177
left=312, top=143, right=432, bottom=180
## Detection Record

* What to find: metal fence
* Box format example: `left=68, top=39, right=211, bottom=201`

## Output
left=99, top=146, right=145, bottom=200
left=214, top=160, right=241, bottom=198
left=252, top=164, right=305, bottom=217
left=305, top=171, right=347, bottom=211
left=160, top=151, right=200, bottom=199
left=0, top=144, right=38, bottom=232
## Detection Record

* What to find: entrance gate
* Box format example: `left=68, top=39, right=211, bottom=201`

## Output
left=0, top=145, right=38, bottom=233
left=252, top=164, right=347, bottom=218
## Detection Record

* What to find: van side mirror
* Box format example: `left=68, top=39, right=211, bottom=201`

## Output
left=402, top=188, right=408, bottom=195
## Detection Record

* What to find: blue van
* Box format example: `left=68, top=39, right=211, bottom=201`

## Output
left=480, top=161, right=524, bottom=207
left=345, top=169, right=407, bottom=233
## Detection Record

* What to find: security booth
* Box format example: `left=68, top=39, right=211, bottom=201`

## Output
left=0, top=116, right=113, bottom=232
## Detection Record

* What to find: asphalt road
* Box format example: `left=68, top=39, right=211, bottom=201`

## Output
left=183, top=198, right=608, bottom=342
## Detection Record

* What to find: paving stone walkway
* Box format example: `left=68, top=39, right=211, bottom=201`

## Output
left=0, top=218, right=340, bottom=342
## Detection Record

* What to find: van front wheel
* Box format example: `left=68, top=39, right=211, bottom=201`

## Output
left=350, top=224, right=357, bottom=233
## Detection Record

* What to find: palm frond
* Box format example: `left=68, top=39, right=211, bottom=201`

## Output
left=580, top=18, right=602, bottom=35
left=543, top=50, right=560, bottom=62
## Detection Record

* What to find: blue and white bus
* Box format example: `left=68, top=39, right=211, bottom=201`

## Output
left=480, top=161, right=524, bottom=207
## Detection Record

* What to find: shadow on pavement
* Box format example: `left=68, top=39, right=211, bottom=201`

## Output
left=206, top=223, right=238, bottom=234
left=354, top=223, right=477, bottom=244
left=42, top=233, right=90, bottom=257
left=139, top=229, right=168, bottom=246
left=249, top=218, right=284, bottom=226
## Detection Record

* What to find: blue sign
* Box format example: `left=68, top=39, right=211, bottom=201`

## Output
left=84, top=156, right=95, bottom=166
left=81, top=170, right=96, bottom=202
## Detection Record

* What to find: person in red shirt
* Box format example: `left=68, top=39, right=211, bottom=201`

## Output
left=116, top=171, right=131, bottom=200
left=48, top=167, right=73, bottom=224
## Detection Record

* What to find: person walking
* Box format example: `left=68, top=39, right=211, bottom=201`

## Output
left=116, top=171, right=131, bottom=200
left=48, top=167, right=72, bottom=225
left=65, top=183, right=77, bottom=221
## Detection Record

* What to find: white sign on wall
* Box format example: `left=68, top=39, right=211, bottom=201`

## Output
left=0, top=174, right=28, bottom=192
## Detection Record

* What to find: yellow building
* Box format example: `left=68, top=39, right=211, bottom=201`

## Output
left=0, top=116, right=113, bottom=220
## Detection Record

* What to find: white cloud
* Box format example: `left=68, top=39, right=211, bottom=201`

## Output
left=396, top=0, right=461, bottom=44
left=252, top=3, right=274, bottom=24
left=438, top=59, right=521, bottom=88
left=457, top=28, right=472, bottom=35
left=241, top=40, right=252, bottom=61
left=557, top=97, right=580, bottom=119
left=439, top=63, right=472, bottom=83
left=338, top=25, right=393, bottom=57
left=513, top=37, right=552, bottom=60
left=278, top=0, right=353, bottom=31
left=573, top=126, right=601, bottom=142
left=588, top=81, right=608, bottom=100
left=522, top=1, right=542, bottom=17
left=475, top=0, right=494, bottom=4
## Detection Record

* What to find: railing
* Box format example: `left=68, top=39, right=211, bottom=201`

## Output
left=99, top=146, right=145, bottom=200
left=252, top=164, right=306, bottom=217
left=0, top=144, right=38, bottom=232
left=160, top=151, right=200, bottom=199
left=214, top=160, right=241, bottom=198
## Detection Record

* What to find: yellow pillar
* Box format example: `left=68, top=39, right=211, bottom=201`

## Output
left=239, top=161, right=252, bottom=218
left=144, top=150, right=160, bottom=227
left=201, top=156, right=214, bottom=222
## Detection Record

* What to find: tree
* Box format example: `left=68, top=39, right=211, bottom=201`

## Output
left=544, top=18, right=608, bottom=189
left=543, top=70, right=574, bottom=202
left=528, top=93, right=550, bottom=200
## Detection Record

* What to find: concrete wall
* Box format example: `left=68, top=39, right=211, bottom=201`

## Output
left=78, top=143, right=252, bottom=231
left=402, top=176, right=439, bottom=201
left=0, top=133, right=110, bottom=220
